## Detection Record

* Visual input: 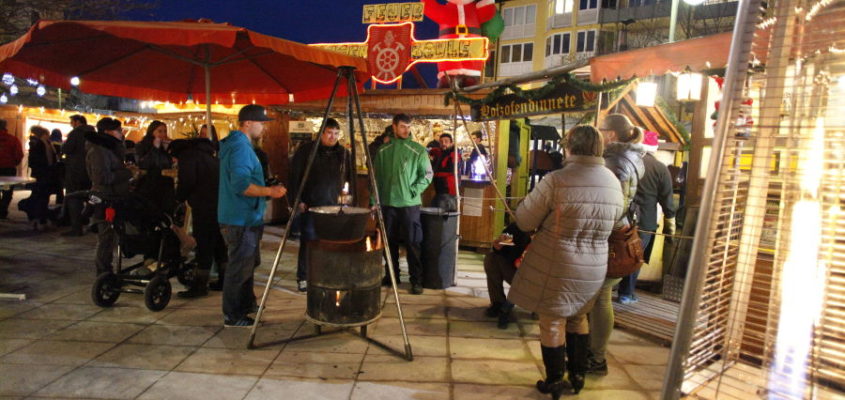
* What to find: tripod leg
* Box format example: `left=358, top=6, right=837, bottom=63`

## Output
left=247, top=69, right=345, bottom=349
left=348, top=70, right=413, bottom=362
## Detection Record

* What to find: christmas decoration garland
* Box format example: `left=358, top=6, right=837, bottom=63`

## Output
left=445, top=73, right=636, bottom=107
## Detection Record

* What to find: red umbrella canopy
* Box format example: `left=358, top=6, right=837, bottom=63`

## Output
left=0, top=20, right=370, bottom=105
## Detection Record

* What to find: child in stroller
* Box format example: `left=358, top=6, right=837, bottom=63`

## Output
left=81, top=191, right=196, bottom=311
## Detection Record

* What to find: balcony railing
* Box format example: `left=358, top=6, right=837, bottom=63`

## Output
left=599, top=0, right=737, bottom=24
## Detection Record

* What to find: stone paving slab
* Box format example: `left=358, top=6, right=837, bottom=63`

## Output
left=0, top=205, right=671, bottom=399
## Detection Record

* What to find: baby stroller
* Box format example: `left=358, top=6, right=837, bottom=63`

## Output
left=78, top=191, right=196, bottom=311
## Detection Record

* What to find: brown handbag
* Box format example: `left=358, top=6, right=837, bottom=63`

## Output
left=606, top=223, right=644, bottom=278
left=606, top=157, right=644, bottom=278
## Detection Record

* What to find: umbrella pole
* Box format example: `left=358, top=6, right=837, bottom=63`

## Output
left=247, top=69, right=345, bottom=349
left=204, top=65, right=217, bottom=143
left=347, top=67, right=413, bottom=361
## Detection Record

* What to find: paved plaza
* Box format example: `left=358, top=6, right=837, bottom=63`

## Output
left=0, top=205, right=668, bottom=400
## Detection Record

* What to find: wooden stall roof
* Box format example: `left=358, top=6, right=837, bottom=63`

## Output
left=278, top=88, right=492, bottom=117
left=601, top=87, right=687, bottom=146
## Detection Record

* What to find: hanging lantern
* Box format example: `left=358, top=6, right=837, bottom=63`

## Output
left=636, top=82, right=658, bottom=107
left=2, top=73, right=14, bottom=86
left=676, top=70, right=703, bottom=101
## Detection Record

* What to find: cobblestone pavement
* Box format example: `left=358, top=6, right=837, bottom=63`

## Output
left=0, top=206, right=667, bottom=400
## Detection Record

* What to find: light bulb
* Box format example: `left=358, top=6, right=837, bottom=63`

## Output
left=36, top=85, right=46, bottom=97
left=9, top=84, right=18, bottom=96
left=2, top=73, right=14, bottom=86
left=70, top=76, right=80, bottom=86
left=0, top=94, right=7, bottom=104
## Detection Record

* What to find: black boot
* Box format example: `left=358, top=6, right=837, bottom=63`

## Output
left=484, top=302, right=502, bottom=318
left=178, top=268, right=209, bottom=298
left=536, top=345, right=568, bottom=400
left=566, top=333, right=589, bottom=394
left=497, top=302, right=514, bottom=329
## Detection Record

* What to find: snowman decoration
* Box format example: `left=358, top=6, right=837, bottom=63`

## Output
left=422, top=0, right=497, bottom=88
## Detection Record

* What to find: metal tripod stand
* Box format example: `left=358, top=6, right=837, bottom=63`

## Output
left=247, top=66, right=413, bottom=361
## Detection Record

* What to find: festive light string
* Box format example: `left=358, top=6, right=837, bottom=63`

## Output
left=444, top=73, right=635, bottom=107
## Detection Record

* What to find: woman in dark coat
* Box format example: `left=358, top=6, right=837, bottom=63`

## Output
left=24, top=126, right=59, bottom=229
left=135, top=120, right=176, bottom=215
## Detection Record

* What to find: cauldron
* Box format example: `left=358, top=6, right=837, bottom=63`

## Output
left=309, top=205, right=371, bottom=242
left=305, top=233, right=384, bottom=326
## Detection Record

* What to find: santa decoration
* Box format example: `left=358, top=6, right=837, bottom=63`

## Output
left=422, top=0, right=497, bottom=88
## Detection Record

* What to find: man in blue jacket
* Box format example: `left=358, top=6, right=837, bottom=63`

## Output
left=218, top=105, right=287, bottom=327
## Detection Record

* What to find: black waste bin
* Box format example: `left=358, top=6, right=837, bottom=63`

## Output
left=420, top=207, right=459, bottom=289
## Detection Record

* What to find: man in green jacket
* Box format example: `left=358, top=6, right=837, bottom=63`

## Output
left=373, top=113, right=433, bottom=295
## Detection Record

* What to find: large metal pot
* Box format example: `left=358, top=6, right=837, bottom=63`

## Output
left=309, top=205, right=372, bottom=242
left=306, top=234, right=384, bottom=326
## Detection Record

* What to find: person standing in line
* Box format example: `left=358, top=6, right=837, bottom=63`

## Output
left=467, top=130, right=488, bottom=175
left=289, top=118, right=350, bottom=292
left=618, top=131, right=676, bottom=304
left=218, top=104, right=286, bottom=327
left=508, top=126, right=624, bottom=398
left=372, top=113, right=432, bottom=295
left=170, top=136, right=227, bottom=299
left=135, top=121, right=176, bottom=216
left=430, top=133, right=458, bottom=211
left=25, top=126, right=59, bottom=229
left=86, top=118, right=133, bottom=276
left=587, top=113, right=646, bottom=377
left=0, top=119, right=23, bottom=219
left=61, top=115, right=94, bottom=236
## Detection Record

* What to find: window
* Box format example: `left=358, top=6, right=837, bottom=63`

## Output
left=576, top=30, right=596, bottom=52
left=545, top=32, right=571, bottom=56
left=503, top=4, right=536, bottom=26
left=550, top=0, right=574, bottom=14
left=500, top=43, right=534, bottom=63
left=579, top=0, right=598, bottom=10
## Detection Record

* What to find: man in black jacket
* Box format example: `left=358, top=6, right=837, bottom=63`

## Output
left=289, top=118, right=350, bottom=292
left=170, top=138, right=227, bottom=298
left=62, top=115, right=94, bottom=236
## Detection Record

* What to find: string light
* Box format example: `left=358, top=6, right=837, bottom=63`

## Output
left=70, top=76, right=80, bottom=86
left=0, top=94, right=7, bottom=104
left=36, top=85, right=46, bottom=97
left=2, top=73, right=14, bottom=86
left=9, top=84, right=18, bottom=96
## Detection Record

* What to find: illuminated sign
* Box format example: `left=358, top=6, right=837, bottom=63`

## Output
left=311, top=22, right=488, bottom=84
left=362, top=2, right=425, bottom=24
left=471, top=83, right=597, bottom=121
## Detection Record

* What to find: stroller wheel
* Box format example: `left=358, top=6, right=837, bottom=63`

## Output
left=177, top=262, right=196, bottom=287
left=92, top=272, right=121, bottom=307
left=144, top=275, right=172, bottom=311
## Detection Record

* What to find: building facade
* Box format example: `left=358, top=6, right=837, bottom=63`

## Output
left=490, top=0, right=738, bottom=79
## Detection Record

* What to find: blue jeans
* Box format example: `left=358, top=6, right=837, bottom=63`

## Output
left=617, top=231, right=654, bottom=298
left=296, top=212, right=316, bottom=281
left=220, top=224, right=263, bottom=321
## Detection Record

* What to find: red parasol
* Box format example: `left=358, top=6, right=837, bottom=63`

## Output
left=0, top=19, right=369, bottom=136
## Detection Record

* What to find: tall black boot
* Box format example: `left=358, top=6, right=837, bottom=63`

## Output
left=566, top=333, right=589, bottom=394
left=536, top=345, right=568, bottom=400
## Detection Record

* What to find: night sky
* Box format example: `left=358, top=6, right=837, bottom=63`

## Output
left=125, top=0, right=443, bottom=87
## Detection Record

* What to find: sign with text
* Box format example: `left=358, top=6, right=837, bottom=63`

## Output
left=471, top=83, right=598, bottom=121
left=362, top=2, right=425, bottom=24
left=311, top=22, right=488, bottom=84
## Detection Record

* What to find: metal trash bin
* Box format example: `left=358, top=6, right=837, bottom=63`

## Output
left=420, top=207, right=459, bottom=289
left=306, top=234, right=384, bottom=326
